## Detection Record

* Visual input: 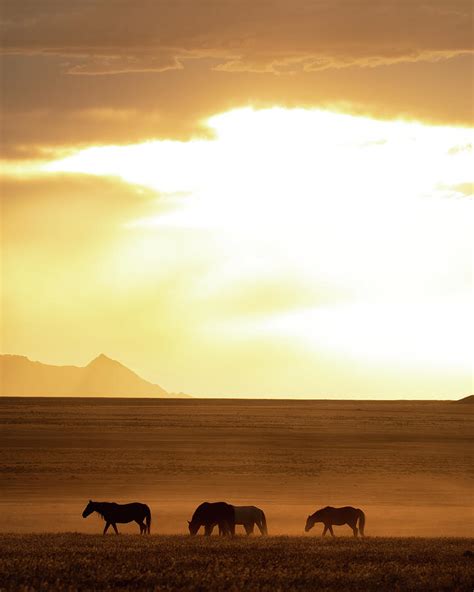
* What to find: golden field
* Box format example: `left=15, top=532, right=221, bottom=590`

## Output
left=0, top=534, right=473, bottom=591
left=0, top=397, right=472, bottom=537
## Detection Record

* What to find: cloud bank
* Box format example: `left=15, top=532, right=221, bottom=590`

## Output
left=2, top=0, right=472, bottom=74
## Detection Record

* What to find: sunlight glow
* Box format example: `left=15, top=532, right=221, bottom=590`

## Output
left=45, top=108, right=473, bottom=372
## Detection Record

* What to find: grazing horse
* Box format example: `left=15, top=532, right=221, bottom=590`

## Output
left=188, top=502, right=235, bottom=536
left=82, top=500, right=152, bottom=535
left=305, top=506, right=365, bottom=537
left=217, top=506, right=267, bottom=536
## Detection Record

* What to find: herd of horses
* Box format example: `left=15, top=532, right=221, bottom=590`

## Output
left=82, top=500, right=366, bottom=538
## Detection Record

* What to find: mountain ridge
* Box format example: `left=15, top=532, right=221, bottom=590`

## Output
left=0, top=353, right=187, bottom=398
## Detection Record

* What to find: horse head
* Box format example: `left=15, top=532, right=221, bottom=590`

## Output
left=306, top=508, right=324, bottom=531
left=188, top=519, right=199, bottom=536
left=305, top=512, right=319, bottom=532
left=82, top=500, right=95, bottom=518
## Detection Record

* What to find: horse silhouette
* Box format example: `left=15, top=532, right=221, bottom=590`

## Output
left=305, top=506, right=365, bottom=537
left=82, top=500, right=151, bottom=535
left=216, top=505, right=267, bottom=536
left=188, top=502, right=235, bottom=536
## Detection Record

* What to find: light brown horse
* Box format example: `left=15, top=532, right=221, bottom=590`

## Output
left=305, top=506, right=365, bottom=537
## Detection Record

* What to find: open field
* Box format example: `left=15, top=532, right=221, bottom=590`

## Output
left=0, top=397, right=472, bottom=536
left=1, top=534, right=473, bottom=591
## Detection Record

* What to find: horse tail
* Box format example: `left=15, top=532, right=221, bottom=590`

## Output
left=145, top=507, right=152, bottom=534
left=260, top=510, right=268, bottom=535
left=357, top=509, right=365, bottom=536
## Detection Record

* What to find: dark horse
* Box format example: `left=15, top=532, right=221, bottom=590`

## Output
left=82, top=500, right=151, bottom=535
left=305, top=506, right=365, bottom=537
left=188, top=502, right=235, bottom=536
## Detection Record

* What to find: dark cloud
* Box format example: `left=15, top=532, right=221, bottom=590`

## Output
left=1, top=1, right=471, bottom=73
left=1, top=52, right=472, bottom=160
left=0, top=1, right=472, bottom=159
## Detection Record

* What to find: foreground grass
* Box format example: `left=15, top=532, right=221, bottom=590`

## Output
left=0, top=534, right=473, bottom=591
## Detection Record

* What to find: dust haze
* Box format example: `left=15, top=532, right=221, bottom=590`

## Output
left=1, top=398, right=472, bottom=537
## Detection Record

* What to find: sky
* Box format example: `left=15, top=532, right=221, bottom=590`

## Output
left=1, top=0, right=473, bottom=398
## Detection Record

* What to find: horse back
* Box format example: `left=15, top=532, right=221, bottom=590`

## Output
left=193, top=502, right=234, bottom=525
left=119, top=502, right=149, bottom=511
left=326, top=506, right=360, bottom=525
left=102, top=502, right=149, bottom=523
left=234, top=506, right=263, bottom=522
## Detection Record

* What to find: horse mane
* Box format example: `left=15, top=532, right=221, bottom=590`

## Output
left=191, top=502, right=208, bottom=520
left=310, top=506, right=329, bottom=519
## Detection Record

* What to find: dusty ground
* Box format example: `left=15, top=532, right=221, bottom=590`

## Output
left=0, top=397, right=472, bottom=536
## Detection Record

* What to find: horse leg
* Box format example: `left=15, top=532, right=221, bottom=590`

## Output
left=112, top=523, right=119, bottom=535
left=103, top=522, right=111, bottom=535
left=244, top=522, right=254, bottom=536
left=136, top=520, right=144, bottom=534
left=221, top=521, right=233, bottom=537
left=358, top=510, right=365, bottom=536
left=328, top=525, right=335, bottom=537
left=350, top=522, right=359, bottom=537
left=204, top=524, right=213, bottom=536
left=322, top=525, right=328, bottom=537
left=256, top=520, right=266, bottom=536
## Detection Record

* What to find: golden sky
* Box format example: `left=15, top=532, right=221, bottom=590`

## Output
left=1, top=1, right=473, bottom=398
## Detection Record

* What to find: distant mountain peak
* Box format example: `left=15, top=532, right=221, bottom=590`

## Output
left=0, top=353, right=190, bottom=398
left=87, top=353, right=121, bottom=367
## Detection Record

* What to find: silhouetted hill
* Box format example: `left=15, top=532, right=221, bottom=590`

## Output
left=0, top=354, right=184, bottom=397
left=456, top=394, right=474, bottom=404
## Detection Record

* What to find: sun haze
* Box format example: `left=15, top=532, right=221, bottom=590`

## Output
left=1, top=2, right=472, bottom=399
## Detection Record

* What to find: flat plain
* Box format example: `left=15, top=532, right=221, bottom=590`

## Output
left=0, top=397, right=473, bottom=590
left=0, top=397, right=472, bottom=536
